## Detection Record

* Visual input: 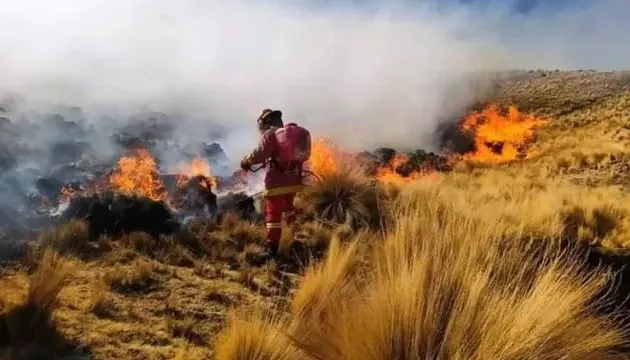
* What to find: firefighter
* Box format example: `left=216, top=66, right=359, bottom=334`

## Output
left=240, top=108, right=311, bottom=264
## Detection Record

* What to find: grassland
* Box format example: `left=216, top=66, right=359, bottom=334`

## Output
left=4, top=70, right=630, bottom=359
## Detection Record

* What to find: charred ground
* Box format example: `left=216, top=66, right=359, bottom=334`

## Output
left=3, top=70, right=630, bottom=359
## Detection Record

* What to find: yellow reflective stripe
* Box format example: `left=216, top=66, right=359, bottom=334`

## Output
left=282, top=211, right=296, bottom=217
left=263, top=185, right=305, bottom=197
left=266, top=222, right=282, bottom=229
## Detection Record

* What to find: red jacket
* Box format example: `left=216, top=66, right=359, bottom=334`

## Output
left=245, top=124, right=305, bottom=197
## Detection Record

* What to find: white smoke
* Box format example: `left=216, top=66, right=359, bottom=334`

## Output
left=0, top=0, right=627, bottom=158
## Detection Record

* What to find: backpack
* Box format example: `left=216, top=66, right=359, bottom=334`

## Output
left=273, top=123, right=311, bottom=170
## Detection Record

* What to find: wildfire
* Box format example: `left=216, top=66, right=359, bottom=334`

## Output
left=374, top=153, right=426, bottom=185
left=459, top=104, right=548, bottom=163
left=304, top=104, right=547, bottom=184
left=176, top=155, right=217, bottom=190
left=53, top=103, right=548, bottom=207
left=307, top=138, right=343, bottom=177
left=306, top=138, right=430, bottom=185
left=59, top=184, right=81, bottom=203
left=108, top=148, right=166, bottom=201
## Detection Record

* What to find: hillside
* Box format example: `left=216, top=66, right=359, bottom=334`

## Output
left=3, top=70, right=630, bottom=359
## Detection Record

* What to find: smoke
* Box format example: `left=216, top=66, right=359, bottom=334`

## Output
left=0, top=0, right=627, bottom=162
left=0, top=0, right=623, bottom=153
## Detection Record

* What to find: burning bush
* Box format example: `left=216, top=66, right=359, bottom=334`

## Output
left=303, top=103, right=549, bottom=187
left=456, top=104, right=548, bottom=163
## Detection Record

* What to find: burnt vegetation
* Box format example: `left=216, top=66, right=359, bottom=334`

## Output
left=4, top=71, right=630, bottom=358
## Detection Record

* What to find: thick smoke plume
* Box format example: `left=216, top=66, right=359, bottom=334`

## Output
left=0, top=0, right=627, bottom=154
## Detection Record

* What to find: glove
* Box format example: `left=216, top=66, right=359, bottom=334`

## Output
left=240, top=156, right=252, bottom=172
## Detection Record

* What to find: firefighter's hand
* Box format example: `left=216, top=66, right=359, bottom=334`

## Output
left=240, top=157, right=252, bottom=172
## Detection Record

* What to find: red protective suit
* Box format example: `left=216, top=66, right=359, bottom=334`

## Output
left=243, top=123, right=309, bottom=247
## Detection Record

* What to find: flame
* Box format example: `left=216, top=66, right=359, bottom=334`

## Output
left=375, top=153, right=426, bottom=185
left=176, top=155, right=217, bottom=191
left=460, top=104, right=547, bottom=163
left=108, top=148, right=166, bottom=201
left=307, top=138, right=343, bottom=177
left=307, top=138, right=430, bottom=184
left=59, top=184, right=81, bottom=203
left=52, top=104, right=547, bottom=208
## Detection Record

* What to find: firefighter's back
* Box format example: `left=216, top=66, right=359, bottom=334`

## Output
left=274, top=122, right=311, bottom=170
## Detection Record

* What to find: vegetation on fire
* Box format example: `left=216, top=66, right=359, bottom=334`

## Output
left=3, top=70, right=630, bottom=358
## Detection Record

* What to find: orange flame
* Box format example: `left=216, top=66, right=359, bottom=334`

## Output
left=307, top=138, right=343, bottom=177
left=108, top=148, right=166, bottom=201
left=307, top=138, right=431, bottom=184
left=59, top=185, right=78, bottom=203
left=176, top=155, right=217, bottom=190
left=53, top=104, right=547, bottom=206
left=460, top=104, right=547, bottom=163
left=374, top=153, right=428, bottom=185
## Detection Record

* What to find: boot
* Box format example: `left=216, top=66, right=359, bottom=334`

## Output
left=246, top=242, right=279, bottom=266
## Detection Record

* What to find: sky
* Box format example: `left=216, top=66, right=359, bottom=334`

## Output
left=0, top=0, right=627, bottom=157
left=459, top=0, right=578, bottom=14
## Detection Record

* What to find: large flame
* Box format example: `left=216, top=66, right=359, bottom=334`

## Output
left=307, top=138, right=343, bottom=177
left=176, top=155, right=217, bottom=191
left=460, top=104, right=547, bottom=163
left=307, top=138, right=430, bottom=185
left=108, top=148, right=166, bottom=201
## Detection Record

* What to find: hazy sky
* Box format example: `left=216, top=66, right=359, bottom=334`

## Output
left=0, top=0, right=627, bottom=155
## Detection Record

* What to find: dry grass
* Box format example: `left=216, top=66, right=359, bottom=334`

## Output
left=217, top=191, right=628, bottom=359
left=407, top=170, right=630, bottom=249
left=88, top=280, right=117, bottom=318
left=5, top=70, right=630, bottom=358
left=214, top=313, right=302, bottom=360
left=102, top=258, right=159, bottom=294
left=0, top=250, right=77, bottom=357
left=37, top=219, right=90, bottom=255
left=299, top=161, right=386, bottom=230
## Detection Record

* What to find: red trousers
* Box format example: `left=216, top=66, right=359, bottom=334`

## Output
left=264, top=193, right=297, bottom=247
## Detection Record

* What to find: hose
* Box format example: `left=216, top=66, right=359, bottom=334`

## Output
left=232, top=162, right=322, bottom=207
left=247, top=160, right=321, bottom=184
left=301, top=169, right=322, bottom=184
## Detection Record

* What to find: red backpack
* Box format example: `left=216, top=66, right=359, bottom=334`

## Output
left=273, top=123, right=311, bottom=170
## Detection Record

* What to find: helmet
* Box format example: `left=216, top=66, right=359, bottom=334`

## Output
left=257, top=108, right=283, bottom=132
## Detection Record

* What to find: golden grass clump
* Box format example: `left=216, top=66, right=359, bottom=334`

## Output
left=103, top=258, right=158, bottom=293
left=217, top=187, right=627, bottom=360
left=299, top=161, right=385, bottom=230
left=0, top=250, right=76, bottom=356
left=214, top=313, right=302, bottom=360
left=37, top=219, right=90, bottom=255
left=88, top=280, right=116, bottom=318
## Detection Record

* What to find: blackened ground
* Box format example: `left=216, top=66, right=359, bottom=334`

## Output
left=63, top=193, right=180, bottom=239
left=437, top=121, right=476, bottom=155
left=216, top=192, right=260, bottom=223
left=359, top=148, right=453, bottom=176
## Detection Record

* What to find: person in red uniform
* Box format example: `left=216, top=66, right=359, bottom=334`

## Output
left=240, top=108, right=311, bottom=264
